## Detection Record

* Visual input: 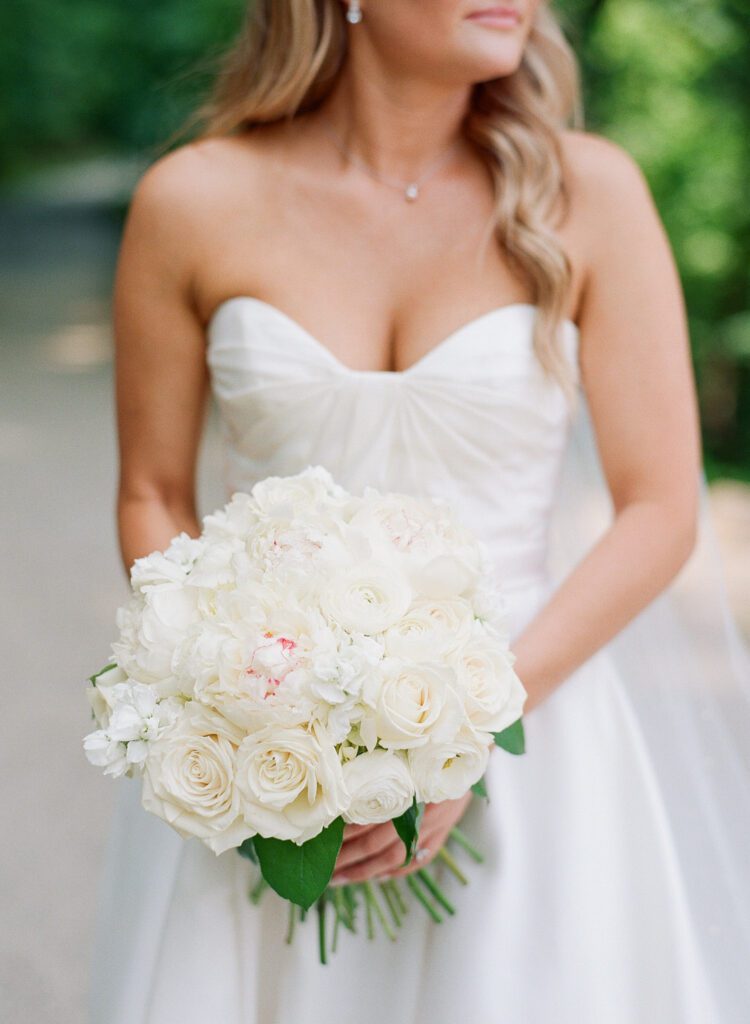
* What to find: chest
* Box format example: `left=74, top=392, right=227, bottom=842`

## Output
left=197, top=160, right=584, bottom=374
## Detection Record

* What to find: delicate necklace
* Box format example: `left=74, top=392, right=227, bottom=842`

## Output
left=319, top=119, right=462, bottom=203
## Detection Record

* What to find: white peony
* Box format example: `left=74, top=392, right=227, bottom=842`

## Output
left=350, top=491, right=482, bottom=598
left=112, top=586, right=200, bottom=696
left=319, top=562, right=412, bottom=635
left=250, top=465, right=349, bottom=520
left=408, top=728, right=490, bottom=803
left=452, top=638, right=527, bottom=733
left=140, top=704, right=252, bottom=855
left=361, top=660, right=462, bottom=751
left=342, top=750, right=415, bottom=825
left=234, top=722, right=347, bottom=844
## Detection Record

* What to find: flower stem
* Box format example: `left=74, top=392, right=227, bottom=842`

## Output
left=364, top=883, right=375, bottom=939
left=379, top=881, right=402, bottom=928
left=448, top=826, right=484, bottom=864
left=342, top=885, right=358, bottom=931
left=416, top=869, right=455, bottom=916
left=437, top=847, right=469, bottom=885
left=249, top=875, right=268, bottom=905
left=363, top=882, right=396, bottom=941
left=331, top=893, right=342, bottom=954
left=405, top=874, right=443, bottom=923
left=285, top=902, right=297, bottom=945
left=388, top=878, right=409, bottom=917
left=317, top=896, right=328, bottom=965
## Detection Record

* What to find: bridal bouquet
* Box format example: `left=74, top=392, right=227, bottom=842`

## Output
left=83, top=466, right=527, bottom=960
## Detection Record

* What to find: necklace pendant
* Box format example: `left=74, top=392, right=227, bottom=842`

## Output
left=404, top=182, right=419, bottom=202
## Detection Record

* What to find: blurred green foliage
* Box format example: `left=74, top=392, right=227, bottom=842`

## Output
left=2, top=0, right=748, bottom=474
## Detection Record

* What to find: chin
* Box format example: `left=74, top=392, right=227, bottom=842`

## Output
left=451, top=44, right=526, bottom=84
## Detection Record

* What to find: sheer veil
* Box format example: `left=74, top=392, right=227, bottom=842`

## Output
left=547, top=385, right=750, bottom=1016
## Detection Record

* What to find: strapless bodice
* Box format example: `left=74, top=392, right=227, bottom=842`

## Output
left=206, top=297, right=580, bottom=594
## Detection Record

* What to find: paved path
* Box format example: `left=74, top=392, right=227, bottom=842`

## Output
left=1, top=186, right=748, bottom=1023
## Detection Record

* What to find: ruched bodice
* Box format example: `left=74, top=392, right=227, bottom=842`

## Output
left=206, top=297, right=580, bottom=594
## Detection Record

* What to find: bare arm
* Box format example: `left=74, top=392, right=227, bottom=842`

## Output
left=113, top=150, right=210, bottom=573
left=516, top=134, right=702, bottom=713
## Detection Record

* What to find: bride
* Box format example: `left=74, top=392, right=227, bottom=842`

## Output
left=91, top=1, right=750, bottom=1022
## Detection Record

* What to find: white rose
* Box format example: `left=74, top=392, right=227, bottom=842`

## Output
left=383, top=598, right=475, bottom=661
left=408, top=728, right=490, bottom=803
left=235, top=722, right=347, bottom=844
left=361, top=660, right=461, bottom=751
left=319, top=562, right=412, bottom=635
left=141, top=704, right=252, bottom=855
left=452, top=638, right=527, bottom=733
left=342, top=750, right=415, bottom=825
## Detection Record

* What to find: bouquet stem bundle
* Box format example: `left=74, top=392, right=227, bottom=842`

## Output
left=263, top=826, right=484, bottom=964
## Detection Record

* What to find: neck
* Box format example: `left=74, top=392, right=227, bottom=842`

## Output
left=312, top=40, right=472, bottom=179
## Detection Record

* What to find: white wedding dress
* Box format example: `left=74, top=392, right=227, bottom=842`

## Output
left=89, top=298, right=750, bottom=1024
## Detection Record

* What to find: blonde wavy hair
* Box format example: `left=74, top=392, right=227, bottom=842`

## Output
left=181, top=0, right=584, bottom=406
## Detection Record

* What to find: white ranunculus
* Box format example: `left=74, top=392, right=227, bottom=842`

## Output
left=234, top=722, right=347, bottom=844
left=452, top=638, right=527, bottom=733
left=383, top=598, right=475, bottom=661
left=319, top=562, right=412, bottom=635
left=342, top=750, right=415, bottom=825
left=141, top=704, right=252, bottom=855
left=361, top=660, right=462, bottom=751
left=408, top=728, right=490, bottom=803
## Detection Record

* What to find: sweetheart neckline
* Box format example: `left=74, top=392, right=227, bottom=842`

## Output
left=206, top=295, right=580, bottom=377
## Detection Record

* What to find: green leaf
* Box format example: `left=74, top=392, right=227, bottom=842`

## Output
left=88, top=662, right=117, bottom=686
left=237, top=837, right=257, bottom=864
left=493, top=718, right=525, bottom=755
left=392, top=798, right=424, bottom=866
left=253, top=817, right=345, bottom=911
left=471, top=776, right=488, bottom=799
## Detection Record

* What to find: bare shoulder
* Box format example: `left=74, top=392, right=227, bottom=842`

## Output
left=556, top=128, right=669, bottom=299
left=559, top=129, right=649, bottom=192
left=121, top=133, right=273, bottom=292
left=129, top=134, right=268, bottom=225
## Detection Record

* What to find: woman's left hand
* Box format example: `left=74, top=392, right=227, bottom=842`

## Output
left=331, top=790, right=473, bottom=885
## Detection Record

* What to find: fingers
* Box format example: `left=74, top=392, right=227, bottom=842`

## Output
left=333, top=834, right=407, bottom=884
left=335, top=821, right=400, bottom=872
left=332, top=794, right=474, bottom=885
left=342, top=821, right=379, bottom=842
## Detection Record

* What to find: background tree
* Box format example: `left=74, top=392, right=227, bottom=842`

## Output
left=2, top=0, right=747, bottom=476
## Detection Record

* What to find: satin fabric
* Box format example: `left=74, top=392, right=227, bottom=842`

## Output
left=88, top=299, right=737, bottom=1023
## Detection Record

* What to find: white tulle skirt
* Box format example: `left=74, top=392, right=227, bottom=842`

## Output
left=89, top=553, right=745, bottom=1023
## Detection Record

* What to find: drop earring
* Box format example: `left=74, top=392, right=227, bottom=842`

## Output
left=346, top=0, right=363, bottom=24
